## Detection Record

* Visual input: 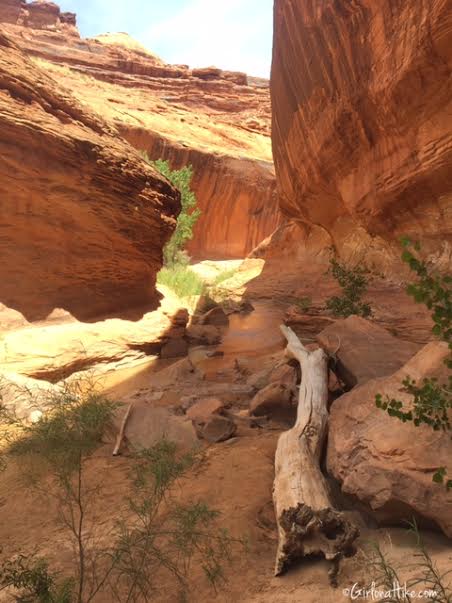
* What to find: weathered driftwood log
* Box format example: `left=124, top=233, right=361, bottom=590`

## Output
left=273, top=325, right=358, bottom=584
left=113, top=403, right=132, bottom=456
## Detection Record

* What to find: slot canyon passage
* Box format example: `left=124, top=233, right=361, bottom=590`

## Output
left=0, top=0, right=451, bottom=601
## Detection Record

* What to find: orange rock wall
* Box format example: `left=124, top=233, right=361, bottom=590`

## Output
left=0, top=0, right=22, bottom=24
left=1, top=3, right=279, bottom=260
left=0, top=33, right=179, bottom=323
left=122, top=128, right=280, bottom=258
left=271, top=0, right=452, bottom=267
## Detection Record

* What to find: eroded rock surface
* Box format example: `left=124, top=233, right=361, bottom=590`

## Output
left=1, top=2, right=280, bottom=259
left=317, top=316, right=420, bottom=388
left=0, top=32, right=179, bottom=324
left=271, top=0, right=452, bottom=271
left=327, top=342, right=452, bottom=537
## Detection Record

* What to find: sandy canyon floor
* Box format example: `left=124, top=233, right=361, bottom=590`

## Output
left=0, top=259, right=451, bottom=602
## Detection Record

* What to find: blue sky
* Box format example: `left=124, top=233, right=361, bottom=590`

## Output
left=56, top=0, right=274, bottom=77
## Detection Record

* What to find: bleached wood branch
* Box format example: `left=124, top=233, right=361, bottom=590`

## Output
left=273, top=325, right=358, bottom=584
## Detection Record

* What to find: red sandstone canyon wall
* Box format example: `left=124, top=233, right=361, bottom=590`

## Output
left=0, top=2, right=280, bottom=259
left=0, top=32, right=179, bottom=324
left=271, top=0, right=452, bottom=270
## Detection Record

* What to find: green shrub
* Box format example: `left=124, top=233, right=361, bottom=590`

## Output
left=375, top=238, right=451, bottom=489
left=157, top=265, right=206, bottom=297
left=0, top=555, right=74, bottom=603
left=325, top=257, right=372, bottom=318
left=1, top=386, right=239, bottom=602
left=143, top=155, right=200, bottom=267
left=5, top=385, right=117, bottom=603
left=111, top=440, right=237, bottom=601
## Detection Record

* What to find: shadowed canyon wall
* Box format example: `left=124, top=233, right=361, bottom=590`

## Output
left=122, top=129, right=279, bottom=258
left=0, top=32, right=179, bottom=325
left=0, top=2, right=280, bottom=259
left=271, top=0, right=452, bottom=271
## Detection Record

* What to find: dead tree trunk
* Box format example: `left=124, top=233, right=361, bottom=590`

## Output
left=273, top=325, right=358, bottom=584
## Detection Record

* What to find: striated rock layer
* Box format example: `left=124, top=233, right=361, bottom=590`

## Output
left=0, top=2, right=280, bottom=259
left=0, top=32, right=179, bottom=324
left=271, top=0, right=452, bottom=271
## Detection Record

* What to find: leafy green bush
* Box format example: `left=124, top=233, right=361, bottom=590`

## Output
left=325, top=257, right=372, bottom=318
left=157, top=265, right=206, bottom=297
left=375, top=238, right=451, bottom=489
left=5, top=385, right=117, bottom=603
left=143, top=155, right=200, bottom=267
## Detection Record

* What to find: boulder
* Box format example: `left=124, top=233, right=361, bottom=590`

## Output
left=269, top=364, right=298, bottom=389
left=200, top=415, right=237, bottom=443
left=124, top=406, right=198, bottom=451
left=248, top=362, right=298, bottom=392
left=327, top=342, right=452, bottom=537
left=249, top=382, right=294, bottom=421
left=200, top=306, right=229, bottom=327
left=160, top=338, right=188, bottom=359
left=186, top=398, right=225, bottom=423
left=186, top=324, right=221, bottom=346
left=247, top=368, right=271, bottom=391
left=285, top=306, right=335, bottom=339
left=317, top=316, right=420, bottom=388
left=0, top=32, right=179, bottom=325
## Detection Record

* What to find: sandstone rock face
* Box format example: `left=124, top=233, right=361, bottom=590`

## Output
left=1, top=2, right=280, bottom=259
left=317, top=316, right=420, bottom=388
left=0, top=290, right=189, bottom=381
left=130, top=137, right=279, bottom=259
left=271, top=0, right=452, bottom=270
left=0, top=33, right=179, bottom=324
left=186, top=398, right=225, bottom=423
left=327, top=342, right=452, bottom=536
left=0, top=0, right=21, bottom=24
left=249, top=382, right=293, bottom=420
left=200, top=415, right=237, bottom=443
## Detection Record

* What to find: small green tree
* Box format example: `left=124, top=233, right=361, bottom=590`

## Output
left=144, top=155, right=200, bottom=266
left=375, top=238, right=451, bottom=489
left=326, top=256, right=372, bottom=318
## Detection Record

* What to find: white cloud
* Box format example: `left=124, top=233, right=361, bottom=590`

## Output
left=141, top=0, right=273, bottom=77
left=57, top=0, right=273, bottom=77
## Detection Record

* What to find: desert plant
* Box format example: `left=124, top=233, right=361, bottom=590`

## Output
left=357, top=522, right=452, bottom=602
left=375, top=239, right=451, bottom=488
left=5, top=384, right=118, bottom=603
left=109, top=440, right=237, bottom=602
left=143, top=155, right=200, bottom=267
left=0, top=554, right=74, bottom=603
left=325, top=256, right=372, bottom=318
left=1, top=385, right=239, bottom=602
left=157, top=265, right=206, bottom=297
